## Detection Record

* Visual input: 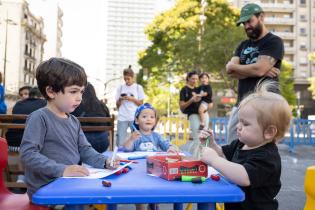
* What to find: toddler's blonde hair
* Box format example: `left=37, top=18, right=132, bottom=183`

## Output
left=238, top=80, right=292, bottom=142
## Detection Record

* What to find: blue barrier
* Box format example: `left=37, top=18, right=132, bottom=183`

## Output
left=210, top=117, right=315, bottom=151
left=210, top=117, right=229, bottom=145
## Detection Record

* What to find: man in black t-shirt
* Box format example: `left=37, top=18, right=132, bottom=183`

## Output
left=226, top=3, right=284, bottom=142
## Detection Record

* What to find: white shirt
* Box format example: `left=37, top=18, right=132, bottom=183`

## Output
left=115, top=83, right=145, bottom=121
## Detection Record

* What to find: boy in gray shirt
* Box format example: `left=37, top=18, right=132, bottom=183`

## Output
left=20, top=58, right=119, bottom=199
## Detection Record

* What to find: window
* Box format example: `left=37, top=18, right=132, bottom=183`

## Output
left=24, top=44, right=28, bottom=54
left=300, top=43, right=307, bottom=50
left=300, top=15, right=306, bottom=21
left=300, top=28, right=307, bottom=35
left=24, top=60, right=27, bottom=70
left=300, top=57, right=308, bottom=64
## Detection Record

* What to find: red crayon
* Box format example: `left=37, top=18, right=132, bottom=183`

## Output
left=102, top=180, right=112, bottom=187
left=210, top=174, right=220, bottom=181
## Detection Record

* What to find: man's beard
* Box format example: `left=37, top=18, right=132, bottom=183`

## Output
left=245, top=22, right=263, bottom=40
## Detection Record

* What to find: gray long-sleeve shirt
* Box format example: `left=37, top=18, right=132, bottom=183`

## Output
left=20, top=107, right=108, bottom=199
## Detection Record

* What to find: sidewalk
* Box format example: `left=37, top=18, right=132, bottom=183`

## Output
left=116, top=144, right=315, bottom=210
left=277, top=144, right=315, bottom=210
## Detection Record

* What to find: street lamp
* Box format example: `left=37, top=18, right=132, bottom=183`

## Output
left=198, top=0, right=207, bottom=52
left=2, top=11, right=17, bottom=87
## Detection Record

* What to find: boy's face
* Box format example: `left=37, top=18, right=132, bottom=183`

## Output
left=19, top=89, right=30, bottom=100
left=47, top=85, right=84, bottom=116
left=124, top=75, right=134, bottom=86
left=135, top=109, right=156, bottom=133
left=200, top=75, right=209, bottom=85
left=236, top=104, right=265, bottom=148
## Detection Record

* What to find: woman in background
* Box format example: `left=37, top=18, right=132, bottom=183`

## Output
left=72, top=82, right=110, bottom=153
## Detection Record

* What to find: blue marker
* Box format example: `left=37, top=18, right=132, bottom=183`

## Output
left=131, top=123, right=138, bottom=132
left=128, top=155, right=147, bottom=160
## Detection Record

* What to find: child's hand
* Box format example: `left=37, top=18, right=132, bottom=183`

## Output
left=105, top=157, right=120, bottom=170
left=191, top=94, right=201, bottom=102
left=199, top=129, right=214, bottom=146
left=63, top=165, right=89, bottom=177
left=200, top=147, right=219, bottom=165
left=167, top=145, right=179, bottom=154
left=129, top=131, right=141, bottom=141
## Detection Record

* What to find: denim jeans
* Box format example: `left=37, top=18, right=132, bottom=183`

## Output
left=189, top=113, right=209, bottom=142
left=85, top=132, right=109, bottom=153
left=187, top=114, right=209, bottom=158
left=116, top=120, right=133, bottom=146
left=227, top=106, right=238, bottom=143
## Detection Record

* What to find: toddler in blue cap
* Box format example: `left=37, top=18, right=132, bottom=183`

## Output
left=123, top=103, right=177, bottom=153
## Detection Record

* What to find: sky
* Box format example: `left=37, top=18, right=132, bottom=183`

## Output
left=28, top=0, right=174, bottom=96
left=58, top=0, right=106, bottom=82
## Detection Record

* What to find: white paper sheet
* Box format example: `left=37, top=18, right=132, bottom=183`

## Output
left=117, top=151, right=185, bottom=160
left=62, top=162, right=132, bottom=179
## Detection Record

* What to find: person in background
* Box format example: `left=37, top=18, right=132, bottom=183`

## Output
left=200, top=81, right=292, bottom=210
left=225, top=3, right=284, bottom=143
left=115, top=65, right=145, bottom=146
left=179, top=71, right=209, bottom=156
left=72, top=82, right=110, bottom=153
left=0, top=73, right=7, bottom=114
left=196, top=72, right=213, bottom=130
left=18, top=86, right=32, bottom=101
left=5, top=86, right=46, bottom=185
left=6, top=87, right=46, bottom=151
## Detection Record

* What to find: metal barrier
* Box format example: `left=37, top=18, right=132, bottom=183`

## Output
left=285, top=118, right=315, bottom=151
left=210, top=118, right=229, bottom=145
left=157, top=117, right=190, bottom=147
left=158, top=117, right=315, bottom=151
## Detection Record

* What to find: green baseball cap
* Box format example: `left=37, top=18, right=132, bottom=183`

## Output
left=236, top=3, right=263, bottom=26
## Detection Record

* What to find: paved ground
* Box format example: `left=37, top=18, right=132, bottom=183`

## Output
left=115, top=143, right=315, bottom=210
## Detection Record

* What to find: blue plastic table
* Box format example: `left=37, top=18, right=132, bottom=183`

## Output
left=32, top=157, right=244, bottom=210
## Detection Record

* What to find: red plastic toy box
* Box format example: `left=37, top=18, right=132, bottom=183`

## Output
left=146, top=155, right=208, bottom=180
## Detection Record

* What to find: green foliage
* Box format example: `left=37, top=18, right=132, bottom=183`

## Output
left=137, top=0, right=246, bottom=112
left=143, top=76, right=181, bottom=116
left=138, top=0, right=244, bottom=91
left=279, top=60, right=296, bottom=106
left=308, top=53, right=315, bottom=99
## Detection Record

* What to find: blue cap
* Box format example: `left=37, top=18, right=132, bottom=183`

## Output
left=132, top=103, right=156, bottom=131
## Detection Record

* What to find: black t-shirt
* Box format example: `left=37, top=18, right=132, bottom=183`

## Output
left=6, top=98, right=47, bottom=147
left=197, top=84, right=212, bottom=103
left=235, top=32, right=284, bottom=103
left=179, top=86, right=200, bottom=116
left=222, top=140, right=281, bottom=210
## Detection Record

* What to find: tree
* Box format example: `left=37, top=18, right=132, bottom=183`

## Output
left=138, top=0, right=244, bottom=112
left=139, top=0, right=244, bottom=91
left=279, top=60, right=296, bottom=105
left=308, top=53, right=315, bottom=99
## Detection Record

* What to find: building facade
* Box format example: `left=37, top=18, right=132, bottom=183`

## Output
left=104, top=0, right=156, bottom=107
left=27, top=0, right=63, bottom=60
left=0, top=0, right=46, bottom=96
left=229, top=0, right=315, bottom=118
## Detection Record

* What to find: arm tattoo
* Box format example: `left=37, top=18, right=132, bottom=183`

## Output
left=258, top=55, right=276, bottom=65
